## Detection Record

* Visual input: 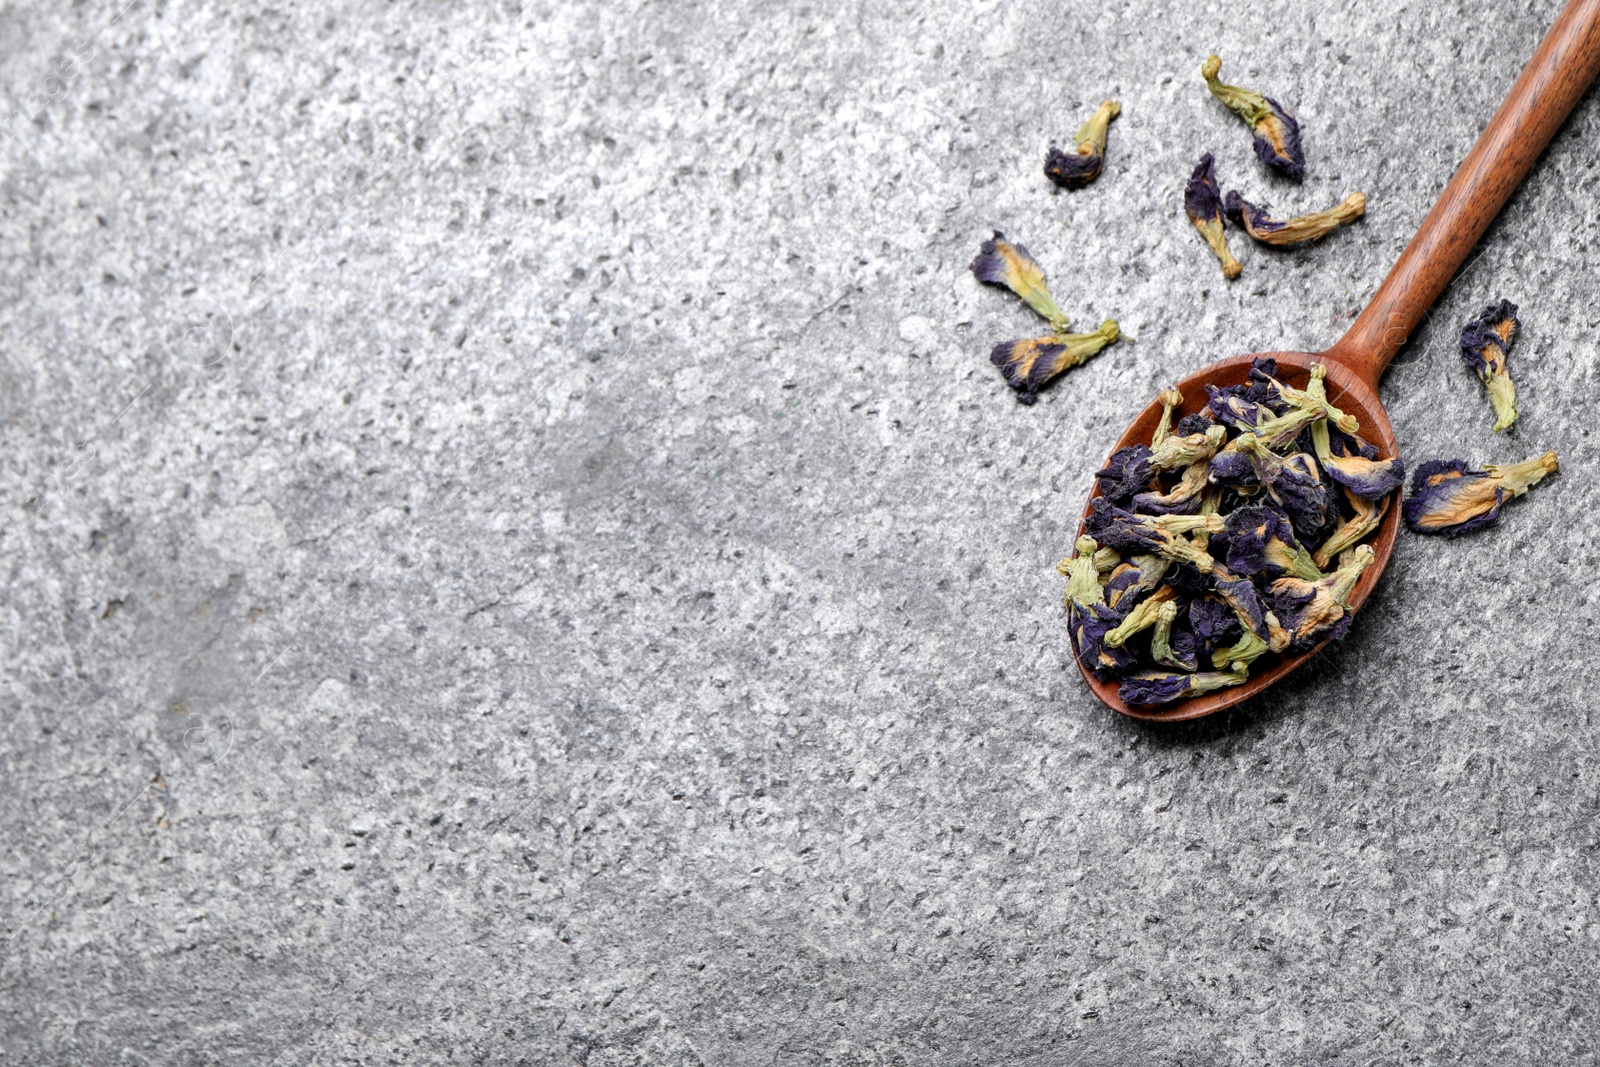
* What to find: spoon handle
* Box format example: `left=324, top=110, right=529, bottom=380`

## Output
left=1325, top=0, right=1600, bottom=387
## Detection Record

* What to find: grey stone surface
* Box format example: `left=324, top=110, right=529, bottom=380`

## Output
left=2, top=0, right=1598, bottom=1062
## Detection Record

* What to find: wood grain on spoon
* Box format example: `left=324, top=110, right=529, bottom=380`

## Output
left=1076, top=0, right=1600, bottom=721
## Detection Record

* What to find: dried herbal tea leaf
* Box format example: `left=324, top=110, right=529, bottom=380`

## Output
left=1185, top=153, right=1242, bottom=279
left=1045, top=100, right=1121, bottom=189
left=1459, top=299, right=1520, bottom=433
left=1225, top=191, right=1365, bottom=245
left=1402, top=452, right=1558, bottom=536
left=1201, top=54, right=1305, bottom=181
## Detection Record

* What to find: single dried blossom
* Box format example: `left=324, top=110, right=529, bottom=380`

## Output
left=1458, top=299, right=1521, bottom=433
left=1268, top=544, right=1375, bottom=651
left=1105, top=585, right=1180, bottom=649
left=1201, top=54, right=1305, bottom=180
left=1232, top=433, right=1330, bottom=539
left=1150, top=600, right=1202, bottom=672
left=1133, top=459, right=1211, bottom=515
left=1072, top=601, right=1140, bottom=680
left=1224, top=191, right=1365, bottom=245
left=1044, top=100, right=1121, bottom=189
left=1313, top=488, right=1388, bottom=571
left=1103, top=555, right=1172, bottom=611
left=1118, top=667, right=1249, bottom=706
left=1222, top=505, right=1323, bottom=581
left=990, top=322, right=1120, bottom=404
left=1150, top=425, right=1227, bottom=472
left=1402, top=452, right=1559, bottom=536
left=1152, top=386, right=1185, bottom=448
left=1059, top=535, right=1106, bottom=611
left=970, top=231, right=1069, bottom=330
left=1096, top=445, right=1154, bottom=505
left=1185, top=153, right=1242, bottom=279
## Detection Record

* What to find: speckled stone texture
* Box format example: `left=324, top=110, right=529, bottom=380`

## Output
left=2, top=0, right=1597, bottom=1063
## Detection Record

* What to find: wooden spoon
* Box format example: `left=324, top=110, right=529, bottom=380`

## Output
left=1077, top=0, right=1600, bottom=721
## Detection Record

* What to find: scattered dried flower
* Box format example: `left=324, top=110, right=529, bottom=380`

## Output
left=1224, top=191, right=1366, bottom=245
left=1185, top=153, right=1243, bottom=279
left=991, top=322, right=1120, bottom=404
left=1402, top=452, right=1558, bottom=536
left=1458, top=299, right=1520, bottom=432
left=970, top=231, right=1070, bottom=331
left=1045, top=100, right=1121, bottom=189
left=1201, top=54, right=1305, bottom=180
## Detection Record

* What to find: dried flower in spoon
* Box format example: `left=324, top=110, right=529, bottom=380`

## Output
left=1118, top=666, right=1248, bottom=706
left=1224, top=191, right=1366, bottom=245
left=1045, top=100, right=1121, bottom=188
left=1458, top=299, right=1520, bottom=433
left=1185, top=153, right=1243, bottom=279
left=1268, top=544, right=1375, bottom=651
left=1200, top=54, right=1305, bottom=180
left=1402, top=452, right=1558, bottom=536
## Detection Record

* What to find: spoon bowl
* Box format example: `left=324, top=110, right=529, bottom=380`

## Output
left=1070, top=0, right=1600, bottom=720
left=1075, top=351, right=1399, bottom=721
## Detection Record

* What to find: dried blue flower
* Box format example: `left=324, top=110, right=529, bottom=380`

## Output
left=1313, top=488, right=1388, bottom=571
left=1149, top=600, right=1202, bottom=673
left=1206, top=448, right=1261, bottom=490
left=1095, top=445, right=1154, bottom=506
left=1072, top=601, right=1140, bottom=680
left=1321, top=451, right=1406, bottom=500
left=1086, top=499, right=1223, bottom=571
left=1132, top=459, right=1210, bottom=515
left=1045, top=100, right=1121, bottom=189
left=970, top=231, right=1069, bottom=331
left=1232, top=433, right=1330, bottom=540
left=1118, top=666, right=1249, bottom=706
left=1185, top=153, right=1242, bottom=279
left=1222, top=505, right=1323, bottom=581
left=1268, top=544, right=1375, bottom=651
left=1205, top=384, right=1271, bottom=432
left=1224, top=190, right=1366, bottom=245
left=1402, top=452, right=1559, bottom=537
left=1201, top=54, right=1305, bottom=181
left=1175, top=411, right=1218, bottom=437
left=990, top=322, right=1121, bottom=404
left=1103, top=555, right=1171, bottom=611
left=1189, top=593, right=1243, bottom=648
left=1458, top=299, right=1520, bottom=432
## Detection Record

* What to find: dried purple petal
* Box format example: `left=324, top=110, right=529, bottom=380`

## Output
left=1189, top=594, right=1242, bottom=647
left=1103, top=556, right=1170, bottom=611
left=1071, top=601, right=1140, bottom=680
left=1268, top=544, right=1375, bottom=651
left=1207, top=448, right=1260, bottom=490
left=1224, top=190, right=1365, bottom=245
left=990, top=323, right=1120, bottom=403
left=1205, top=384, right=1271, bottom=432
left=1222, top=505, right=1323, bottom=580
left=970, top=231, right=1069, bottom=330
left=1185, top=153, right=1242, bottom=279
left=1175, top=411, right=1218, bottom=437
left=1095, top=445, right=1154, bottom=506
left=1150, top=600, right=1201, bottom=673
left=1321, top=452, right=1406, bottom=500
left=1044, top=100, right=1121, bottom=189
left=1402, top=452, right=1558, bottom=536
left=1118, top=667, right=1248, bottom=706
left=1132, top=460, right=1210, bottom=515
left=1201, top=55, right=1305, bottom=181
left=1458, top=299, right=1520, bottom=432
left=1233, top=433, right=1330, bottom=540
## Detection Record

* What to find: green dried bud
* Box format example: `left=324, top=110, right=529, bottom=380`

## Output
left=1058, top=536, right=1106, bottom=610
left=1150, top=424, right=1226, bottom=471
left=1245, top=404, right=1326, bottom=452
left=1211, top=626, right=1268, bottom=671
left=1105, top=585, right=1178, bottom=648
left=1152, top=386, right=1184, bottom=449
left=1092, top=545, right=1122, bottom=575
left=1279, top=363, right=1359, bottom=436
left=1313, top=489, right=1388, bottom=571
